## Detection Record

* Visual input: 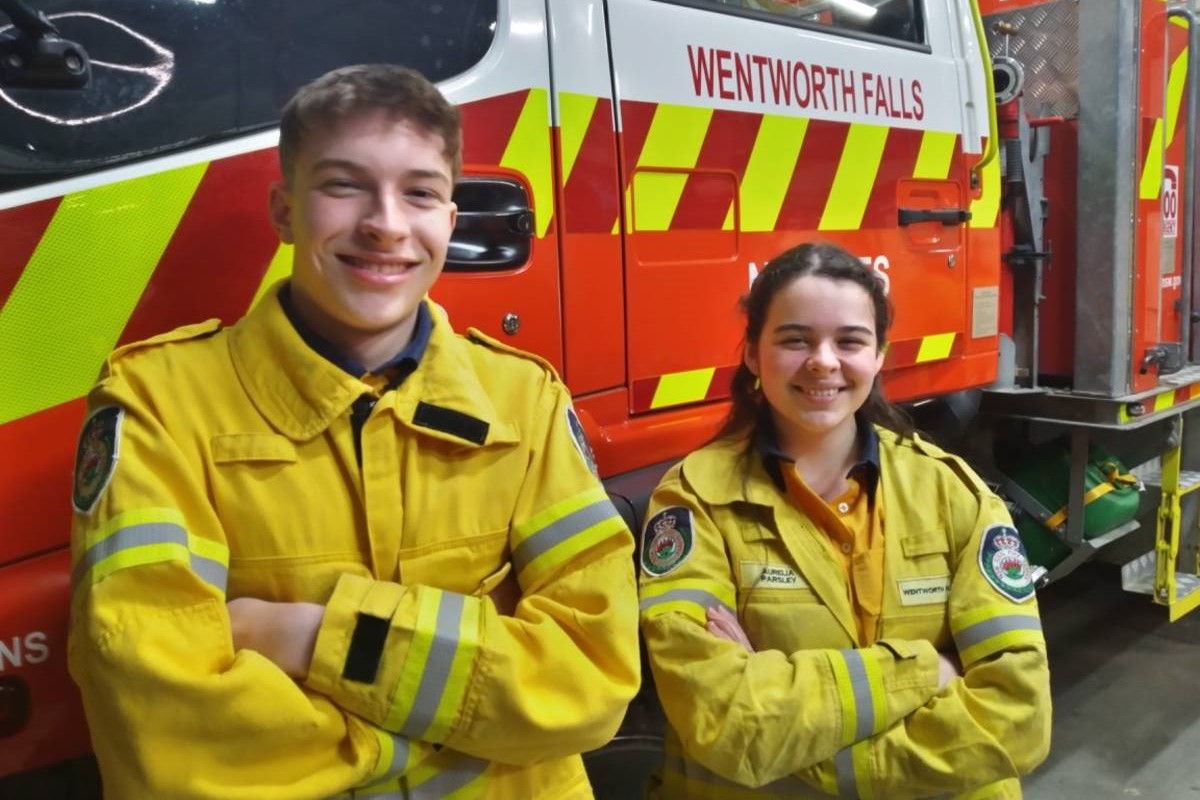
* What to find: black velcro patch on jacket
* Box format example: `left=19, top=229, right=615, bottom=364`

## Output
left=412, top=402, right=489, bottom=445
left=342, top=613, right=391, bottom=684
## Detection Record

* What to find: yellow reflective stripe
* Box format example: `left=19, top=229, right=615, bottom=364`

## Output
left=75, top=506, right=186, bottom=555
left=250, top=243, right=292, bottom=309
left=640, top=578, right=736, bottom=623
left=819, top=123, right=888, bottom=231
left=1140, top=119, right=1165, bottom=200
left=951, top=606, right=1043, bottom=664
left=510, top=489, right=624, bottom=582
left=1166, top=48, right=1189, bottom=147
left=423, top=597, right=481, bottom=742
left=969, top=154, right=1001, bottom=228
left=356, top=728, right=417, bottom=790
left=369, top=727, right=399, bottom=783
left=0, top=163, right=207, bottom=426
left=851, top=740, right=874, bottom=800
left=651, top=367, right=715, bottom=409
left=913, top=130, right=957, bottom=180
left=500, top=88, right=555, bottom=238
left=385, top=590, right=482, bottom=742
left=521, top=514, right=627, bottom=588
left=89, top=541, right=190, bottom=586
left=915, top=332, right=955, bottom=363
left=512, top=486, right=606, bottom=548
left=958, top=626, right=1045, bottom=667
left=558, top=92, right=599, bottom=185
left=72, top=509, right=229, bottom=598
left=384, top=588, right=442, bottom=732
left=829, top=652, right=859, bottom=747
left=632, top=103, right=713, bottom=231
left=740, top=114, right=808, bottom=232
left=1155, top=389, right=1176, bottom=413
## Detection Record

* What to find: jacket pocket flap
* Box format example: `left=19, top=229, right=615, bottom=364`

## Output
left=900, top=530, right=950, bottom=558
left=212, top=433, right=297, bottom=464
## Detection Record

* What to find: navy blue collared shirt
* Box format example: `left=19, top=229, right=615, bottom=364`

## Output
left=756, top=410, right=882, bottom=503
left=278, top=285, right=432, bottom=389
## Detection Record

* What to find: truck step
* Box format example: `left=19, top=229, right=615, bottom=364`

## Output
left=1120, top=550, right=1200, bottom=599
left=1135, top=468, right=1200, bottom=495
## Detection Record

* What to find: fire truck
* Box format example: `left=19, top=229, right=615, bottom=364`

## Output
left=1, top=0, right=1197, bottom=794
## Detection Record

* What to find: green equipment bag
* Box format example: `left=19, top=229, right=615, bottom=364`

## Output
left=1008, top=439, right=1142, bottom=569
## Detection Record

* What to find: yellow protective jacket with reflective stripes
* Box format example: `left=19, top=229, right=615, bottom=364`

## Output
left=68, top=288, right=640, bottom=800
left=639, top=430, right=1051, bottom=800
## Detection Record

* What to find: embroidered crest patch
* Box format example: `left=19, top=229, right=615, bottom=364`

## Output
left=72, top=406, right=123, bottom=515
left=641, top=507, right=694, bottom=577
left=566, top=407, right=599, bottom=477
left=979, top=524, right=1035, bottom=602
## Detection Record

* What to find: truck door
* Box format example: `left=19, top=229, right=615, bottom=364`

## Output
left=603, top=0, right=990, bottom=411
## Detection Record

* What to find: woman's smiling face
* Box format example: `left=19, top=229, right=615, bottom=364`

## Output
left=745, top=274, right=884, bottom=447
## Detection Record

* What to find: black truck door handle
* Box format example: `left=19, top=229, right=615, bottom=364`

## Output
left=898, top=207, right=973, bottom=226
left=447, top=178, right=535, bottom=272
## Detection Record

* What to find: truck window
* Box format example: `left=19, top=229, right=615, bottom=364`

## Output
left=0, top=1, right=498, bottom=193
left=658, top=0, right=924, bottom=46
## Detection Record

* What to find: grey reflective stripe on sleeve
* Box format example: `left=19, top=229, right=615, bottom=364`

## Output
left=638, top=588, right=734, bottom=615
left=834, top=747, right=859, bottom=798
left=71, top=522, right=229, bottom=595
left=190, top=552, right=229, bottom=594
left=953, top=614, right=1043, bottom=651
left=511, top=497, right=618, bottom=574
left=400, top=593, right=465, bottom=739
left=840, top=649, right=875, bottom=741
left=407, top=755, right=488, bottom=799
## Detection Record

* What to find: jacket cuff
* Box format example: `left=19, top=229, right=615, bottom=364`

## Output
left=306, top=573, right=409, bottom=725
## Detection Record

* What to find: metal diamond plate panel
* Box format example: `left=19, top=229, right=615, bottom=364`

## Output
left=984, top=1, right=1080, bottom=119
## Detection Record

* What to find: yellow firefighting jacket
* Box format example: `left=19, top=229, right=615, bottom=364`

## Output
left=68, top=288, right=640, bottom=800
left=639, top=429, right=1051, bottom=800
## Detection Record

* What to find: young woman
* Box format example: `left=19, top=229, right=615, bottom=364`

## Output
left=638, top=242, right=1050, bottom=799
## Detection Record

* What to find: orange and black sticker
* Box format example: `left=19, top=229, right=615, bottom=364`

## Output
left=72, top=405, right=123, bottom=515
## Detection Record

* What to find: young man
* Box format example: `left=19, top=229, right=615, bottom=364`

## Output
left=68, top=64, right=640, bottom=799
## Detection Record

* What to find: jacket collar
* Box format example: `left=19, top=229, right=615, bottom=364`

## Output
left=230, top=283, right=516, bottom=445
left=756, top=412, right=881, bottom=501
left=685, top=423, right=891, bottom=510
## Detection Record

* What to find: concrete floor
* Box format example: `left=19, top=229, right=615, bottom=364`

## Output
left=1026, top=563, right=1200, bottom=799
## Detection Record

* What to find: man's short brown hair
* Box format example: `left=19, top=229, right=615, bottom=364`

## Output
left=278, top=64, right=462, bottom=183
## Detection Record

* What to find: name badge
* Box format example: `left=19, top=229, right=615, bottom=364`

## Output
left=740, top=561, right=809, bottom=589
left=897, top=575, right=950, bottom=606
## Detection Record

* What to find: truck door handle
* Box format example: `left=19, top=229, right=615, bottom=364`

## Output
left=898, top=207, right=973, bottom=226
left=447, top=178, right=534, bottom=272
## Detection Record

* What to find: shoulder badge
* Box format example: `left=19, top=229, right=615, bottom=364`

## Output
left=73, top=406, right=124, bottom=515
left=641, top=507, right=694, bottom=577
left=979, top=524, right=1035, bottom=602
left=566, top=407, right=599, bottom=477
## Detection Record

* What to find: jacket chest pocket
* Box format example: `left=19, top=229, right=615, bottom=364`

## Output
left=735, top=542, right=849, bottom=651
left=883, top=530, right=953, bottom=645
left=899, top=529, right=953, bottom=574
left=210, top=433, right=361, bottom=558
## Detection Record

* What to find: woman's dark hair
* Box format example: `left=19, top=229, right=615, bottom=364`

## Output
left=716, top=241, right=914, bottom=442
